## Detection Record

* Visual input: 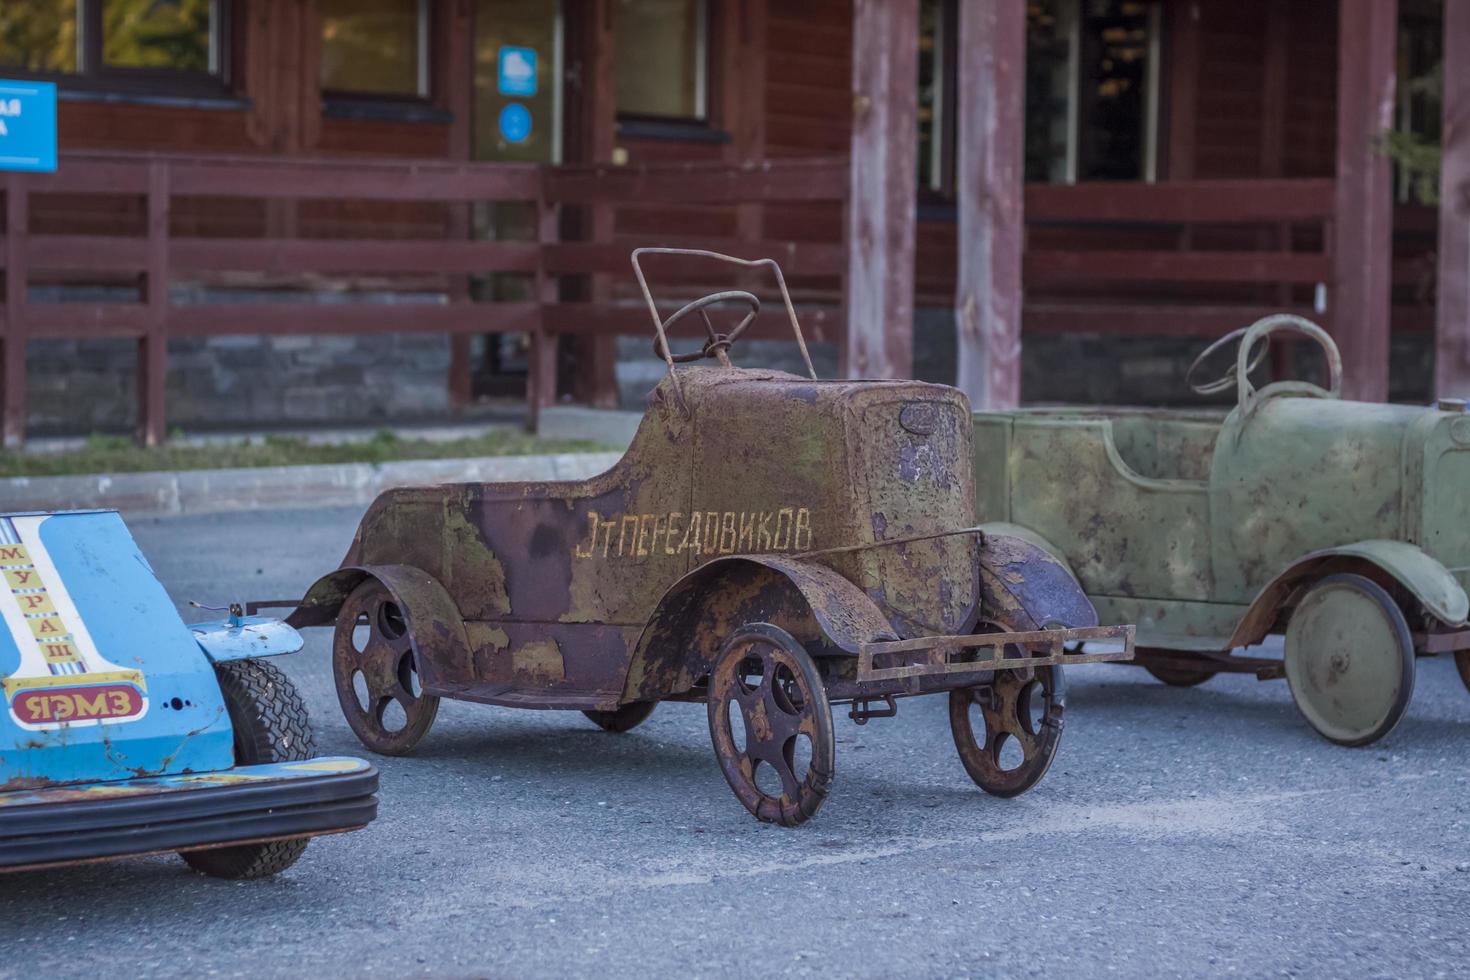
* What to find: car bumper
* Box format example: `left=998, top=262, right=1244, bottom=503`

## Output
left=856, top=624, right=1136, bottom=683
left=0, top=756, right=377, bottom=872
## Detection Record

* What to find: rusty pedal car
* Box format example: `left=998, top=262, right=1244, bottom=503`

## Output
left=974, top=315, right=1470, bottom=747
left=285, top=248, right=1133, bottom=825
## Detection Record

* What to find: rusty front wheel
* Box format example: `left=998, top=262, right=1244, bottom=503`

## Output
left=949, top=665, right=1065, bottom=798
left=333, top=579, right=440, bottom=756
left=707, top=623, right=834, bottom=827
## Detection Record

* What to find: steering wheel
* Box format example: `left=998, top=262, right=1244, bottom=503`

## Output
left=1186, top=315, right=1342, bottom=418
left=651, top=290, right=761, bottom=365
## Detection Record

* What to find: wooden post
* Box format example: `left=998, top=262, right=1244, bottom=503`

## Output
left=844, top=0, right=918, bottom=380
left=2, top=175, right=27, bottom=448
left=953, top=0, right=1025, bottom=408
left=136, top=161, right=170, bottom=447
left=1437, top=0, right=1470, bottom=398
left=444, top=0, right=475, bottom=414
left=566, top=0, right=620, bottom=408
left=528, top=187, right=560, bottom=431
left=1332, top=0, right=1397, bottom=402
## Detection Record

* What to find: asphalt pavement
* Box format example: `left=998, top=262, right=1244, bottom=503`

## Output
left=2, top=505, right=1468, bottom=978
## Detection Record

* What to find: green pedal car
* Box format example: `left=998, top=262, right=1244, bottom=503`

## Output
left=973, top=315, right=1470, bottom=746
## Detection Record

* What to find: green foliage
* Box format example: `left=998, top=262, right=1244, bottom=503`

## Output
left=1378, top=57, right=1443, bottom=207
left=0, top=2, right=78, bottom=73
left=1377, top=130, right=1441, bottom=207
left=0, top=429, right=612, bottom=478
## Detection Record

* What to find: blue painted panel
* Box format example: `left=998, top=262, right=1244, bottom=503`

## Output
left=497, top=46, right=538, bottom=97
left=190, top=616, right=304, bottom=662
left=499, top=103, right=532, bottom=144
left=0, top=512, right=234, bottom=787
left=0, top=757, right=371, bottom=809
left=0, top=81, right=57, bottom=174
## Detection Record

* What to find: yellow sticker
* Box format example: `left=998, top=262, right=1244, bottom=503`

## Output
left=4, top=568, right=40, bottom=590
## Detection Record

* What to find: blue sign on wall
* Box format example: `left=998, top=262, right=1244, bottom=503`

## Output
left=0, top=80, right=57, bottom=173
left=497, top=46, right=538, bottom=97
left=499, top=103, right=532, bottom=144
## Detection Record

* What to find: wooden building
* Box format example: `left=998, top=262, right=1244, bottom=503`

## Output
left=0, top=0, right=1462, bottom=445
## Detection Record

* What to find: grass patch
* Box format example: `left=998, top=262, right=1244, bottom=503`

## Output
left=0, top=429, right=615, bottom=478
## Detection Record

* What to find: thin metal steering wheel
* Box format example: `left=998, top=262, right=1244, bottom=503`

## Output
left=650, top=289, right=761, bottom=366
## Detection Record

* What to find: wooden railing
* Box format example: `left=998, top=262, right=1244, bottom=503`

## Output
left=0, top=154, right=1435, bottom=445
left=1020, top=178, right=1338, bottom=336
left=0, top=153, right=849, bottom=446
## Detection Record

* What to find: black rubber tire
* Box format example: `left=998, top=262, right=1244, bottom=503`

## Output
left=180, top=659, right=316, bottom=879
left=583, top=701, right=657, bottom=733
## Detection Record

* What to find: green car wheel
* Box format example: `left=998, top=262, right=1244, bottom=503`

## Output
left=1284, top=574, right=1415, bottom=747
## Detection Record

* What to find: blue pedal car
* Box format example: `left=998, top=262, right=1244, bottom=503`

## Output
left=0, top=510, right=377, bottom=878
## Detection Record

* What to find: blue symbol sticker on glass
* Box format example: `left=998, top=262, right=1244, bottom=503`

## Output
left=499, top=103, right=532, bottom=144
left=0, top=80, right=57, bottom=173
left=497, top=46, right=538, bottom=97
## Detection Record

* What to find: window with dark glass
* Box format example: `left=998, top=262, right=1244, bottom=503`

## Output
left=1073, top=0, right=1155, bottom=181
left=918, top=0, right=956, bottom=195
left=1392, top=1, right=1443, bottom=204
left=615, top=0, right=707, bottom=120
left=1023, top=0, right=1160, bottom=183
left=320, top=0, right=429, bottom=98
left=0, top=0, right=225, bottom=90
left=0, top=3, right=79, bottom=74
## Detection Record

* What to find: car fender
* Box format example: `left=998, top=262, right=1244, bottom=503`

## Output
left=978, top=529, right=1098, bottom=631
left=285, top=564, right=474, bottom=688
left=622, top=555, right=897, bottom=703
left=1227, top=539, right=1470, bottom=647
left=190, top=616, right=304, bottom=662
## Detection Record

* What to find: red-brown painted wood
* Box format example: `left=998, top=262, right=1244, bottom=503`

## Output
left=1164, top=0, right=1200, bottom=179
left=1332, top=0, right=1397, bottom=402
left=844, top=0, right=917, bottom=380
left=954, top=0, right=1024, bottom=408
left=2, top=176, right=27, bottom=448
left=137, top=161, right=170, bottom=446
left=1438, top=0, right=1470, bottom=397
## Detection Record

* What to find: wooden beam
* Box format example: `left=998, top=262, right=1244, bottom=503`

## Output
left=953, top=0, right=1024, bottom=408
left=1332, top=0, right=1397, bottom=401
left=845, top=0, right=918, bottom=379
left=1438, top=0, right=1470, bottom=397
left=137, top=161, right=169, bottom=447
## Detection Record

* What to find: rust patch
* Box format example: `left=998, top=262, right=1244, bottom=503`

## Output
left=512, top=639, right=566, bottom=685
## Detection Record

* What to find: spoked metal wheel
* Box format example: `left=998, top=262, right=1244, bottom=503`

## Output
left=333, top=579, right=440, bottom=756
left=1284, top=574, right=1414, bottom=747
left=706, top=623, right=834, bottom=827
left=950, top=661, right=1065, bottom=798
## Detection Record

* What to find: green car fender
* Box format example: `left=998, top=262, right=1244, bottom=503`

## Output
left=1228, top=539, right=1470, bottom=647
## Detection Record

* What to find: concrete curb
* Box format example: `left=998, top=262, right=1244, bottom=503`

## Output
left=0, top=452, right=626, bottom=518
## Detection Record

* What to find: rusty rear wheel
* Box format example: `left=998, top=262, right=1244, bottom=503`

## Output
left=949, top=663, right=1065, bottom=798
left=583, top=701, right=657, bottom=733
left=707, top=623, right=834, bottom=827
left=333, top=579, right=440, bottom=756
